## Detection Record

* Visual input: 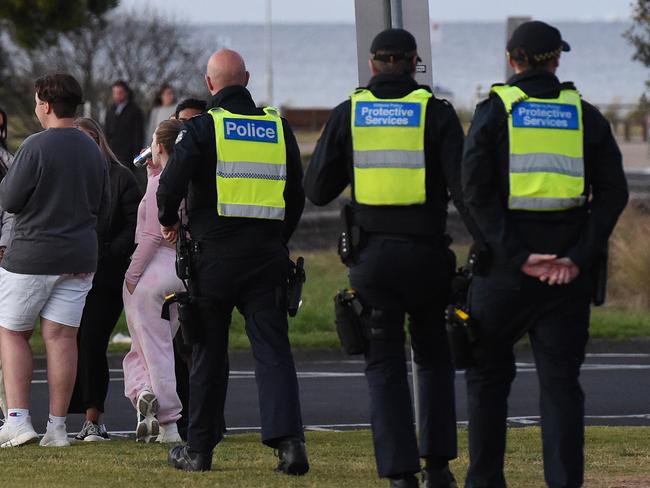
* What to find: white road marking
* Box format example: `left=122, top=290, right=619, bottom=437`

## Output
left=104, top=414, right=650, bottom=436
left=30, top=355, right=650, bottom=376
left=582, top=364, right=650, bottom=371
left=304, top=426, right=343, bottom=432
left=509, top=418, right=539, bottom=425
left=30, top=361, right=650, bottom=385
left=313, top=360, right=365, bottom=365
left=514, top=362, right=650, bottom=372
left=33, top=369, right=123, bottom=374
left=586, top=353, right=650, bottom=358
left=32, top=356, right=650, bottom=376
left=584, top=413, right=650, bottom=420
left=507, top=413, right=650, bottom=425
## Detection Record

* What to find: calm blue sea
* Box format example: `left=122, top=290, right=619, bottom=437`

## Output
left=194, top=22, right=646, bottom=110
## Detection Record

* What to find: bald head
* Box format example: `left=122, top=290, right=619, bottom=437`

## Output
left=205, top=49, right=250, bottom=95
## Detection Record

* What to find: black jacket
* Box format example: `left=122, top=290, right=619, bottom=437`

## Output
left=157, top=85, right=305, bottom=254
left=461, top=69, right=628, bottom=272
left=102, top=160, right=141, bottom=260
left=105, top=100, right=145, bottom=168
left=94, top=160, right=141, bottom=289
left=304, top=73, right=478, bottom=238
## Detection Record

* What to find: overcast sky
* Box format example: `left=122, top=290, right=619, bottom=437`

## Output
left=116, top=0, right=633, bottom=23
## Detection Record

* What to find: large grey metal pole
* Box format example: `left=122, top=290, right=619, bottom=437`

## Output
left=505, top=16, right=532, bottom=80
left=354, top=0, right=434, bottom=436
left=355, top=0, right=388, bottom=86
left=401, top=1, right=433, bottom=87
left=390, top=0, right=403, bottom=28
left=355, top=0, right=433, bottom=87
left=383, top=0, right=392, bottom=29
left=265, top=0, right=274, bottom=106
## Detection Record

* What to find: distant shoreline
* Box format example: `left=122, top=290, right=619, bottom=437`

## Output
left=187, top=19, right=632, bottom=27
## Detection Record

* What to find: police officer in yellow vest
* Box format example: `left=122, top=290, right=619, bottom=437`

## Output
left=306, top=29, right=479, bottom=488
left=157, top=49, right=308, bottom=474
left=461, top=21, right=628, bottom=488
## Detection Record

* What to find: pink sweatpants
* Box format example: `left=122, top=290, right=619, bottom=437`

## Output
left=122, top=247, right=184, bottom=425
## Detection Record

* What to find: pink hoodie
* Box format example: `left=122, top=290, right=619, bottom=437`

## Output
left=124, top=168, right=175, bottom=286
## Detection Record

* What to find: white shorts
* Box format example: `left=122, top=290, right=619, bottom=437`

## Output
left=0, top=268, right=94, bottom=332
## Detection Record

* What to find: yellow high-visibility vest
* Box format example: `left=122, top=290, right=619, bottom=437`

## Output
left=350, top=88, right=431, bottom=205
left=209, top=106, right=286, bottom=220
left=491, top=84, right=586, bottom=211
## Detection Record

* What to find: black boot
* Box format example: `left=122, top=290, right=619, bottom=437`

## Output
left=168, top=445, right=212, bottom=472
left=274, top=437, right=309, bottom=475
left=422, top=465, right=457, bottom=488
left=389, top=474, right=420, bottom=487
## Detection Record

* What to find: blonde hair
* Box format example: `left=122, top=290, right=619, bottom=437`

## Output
left=155, top=118, right=183, bottom=155
left=74, top=117, right=122, bottom=168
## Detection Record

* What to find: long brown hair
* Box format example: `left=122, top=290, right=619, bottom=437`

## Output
left=153, top=83, right=176, bottom=108
left=74, top=117, right=122, bottom=170
left=0, top=108, right=10, bottom=181
left=155, top=119, right=183, bottom=155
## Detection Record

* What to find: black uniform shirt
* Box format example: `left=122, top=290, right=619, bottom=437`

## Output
left=157, top=85, right=305, bottom=255
left=304, top=73, right=479, bottom=238
left=462, top=69, right=628, bottom=271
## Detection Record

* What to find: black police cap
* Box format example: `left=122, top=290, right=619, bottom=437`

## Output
left=370, top=28, right=421, bottom=62
left=507, top=21, right=570, bottom=62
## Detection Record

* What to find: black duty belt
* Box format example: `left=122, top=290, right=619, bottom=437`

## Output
left=366, top=232, right=448, bottom=247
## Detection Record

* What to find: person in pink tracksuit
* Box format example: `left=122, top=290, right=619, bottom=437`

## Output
left=122, top=118, right=185, bottom=443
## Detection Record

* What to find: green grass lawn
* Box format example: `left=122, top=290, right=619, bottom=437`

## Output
left=27, top=248, right=650, bottom=355
left=0, top=428, right=648, bottom=487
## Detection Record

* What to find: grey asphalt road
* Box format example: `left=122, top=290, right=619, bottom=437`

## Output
left=24, top=343, right=650, bottom=435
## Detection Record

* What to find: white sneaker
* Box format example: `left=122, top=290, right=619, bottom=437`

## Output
left=0, top=418, right=38, bottom=448
left=39, top=424, right=70, bottom=447
left=157, top=422, right=182, bottom=443
left=135, top=389, right=159, bottom=443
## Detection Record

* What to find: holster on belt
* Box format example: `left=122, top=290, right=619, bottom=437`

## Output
left=445, top=304, right=478, bottom=370
left=287, top=256, right=306, bottom=317
left=162, top=292, right=202, bottom=346
left=334, top=288, right=367, bottom=355
left=445, top=247, right=482, bottom=370
left=338, top=204, right=363, bottom=266
left=175, top=224, right=193, bottom=281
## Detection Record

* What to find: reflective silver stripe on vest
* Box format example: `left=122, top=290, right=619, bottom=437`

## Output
left=353, top=149, right=424, bottom=169
left=217, top=160, right=286, bottom=181
left=218, top=203, right=285, bottom=220
left=510, top=153, right=584, bottom=177
left=509, top=195, right=586, bottom=210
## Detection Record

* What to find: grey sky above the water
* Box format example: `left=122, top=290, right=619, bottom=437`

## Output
left=117, top=0, right=633, bottom=23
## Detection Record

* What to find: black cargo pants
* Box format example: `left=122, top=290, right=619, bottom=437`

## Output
left=464, top=270, right=591, bottom=488
left=186, top=243, right=304, bottom=453
left=349, top=234, right=457, bottom=479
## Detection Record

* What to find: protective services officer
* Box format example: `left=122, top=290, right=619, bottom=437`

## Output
left=305, top=28, right=479, bottom=488
left=157, top=49, right=309, bottom=475
left=461, top=21, right=628, bottom=488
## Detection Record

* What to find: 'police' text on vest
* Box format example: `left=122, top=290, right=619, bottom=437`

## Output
left=224, top=118, right=278, bottom=143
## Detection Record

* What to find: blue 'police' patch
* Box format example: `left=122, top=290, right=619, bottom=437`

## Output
left=354, top=102, right=421, bottom=127
left=512, top=102, right=579, bottom=130
left=224, top=118, right=278, bottom=143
